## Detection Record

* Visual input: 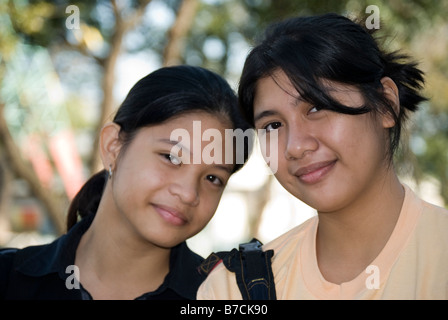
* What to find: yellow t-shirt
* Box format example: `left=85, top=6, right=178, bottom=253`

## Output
left=197, top=184, right=448, bottom=299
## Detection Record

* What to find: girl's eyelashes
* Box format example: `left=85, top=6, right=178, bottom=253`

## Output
left=308, top=104, right=324, bottom=114
left=309, top=106, right=319, bottom=113
left=206, top=174, right=224, bottom=187
left=264, top=121, right=282, bottom=132
left=162, top=153, right=182, bottom=166
left=161, top=153, right=228, bottom=187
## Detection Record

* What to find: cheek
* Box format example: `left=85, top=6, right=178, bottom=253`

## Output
left=113, top=166, right=136, bottom=197
left=113, top=162, right=165, bottom=204
left=326, top=116, right=376, bottom=152
left=326, top=123, right=357, bottom=155
left=330, top=117, right=388, bottom=174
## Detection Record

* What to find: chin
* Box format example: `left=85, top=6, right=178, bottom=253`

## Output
left=139, top=227, right=187, bottom=249
left=309, top=196, right=348, bottom=214
left=152, top=237, right=185, bottom=250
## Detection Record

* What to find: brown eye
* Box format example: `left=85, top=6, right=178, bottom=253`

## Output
left=265, top=121, right=282, bottom=132
left=308, top=105, right=323, bottom=114
left=163, top=154, right=182, bottom=166
left=206, top=175, right=223, bottom=186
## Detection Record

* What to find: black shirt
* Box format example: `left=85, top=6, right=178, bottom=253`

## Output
left=0, top=213, right=206, bottom=300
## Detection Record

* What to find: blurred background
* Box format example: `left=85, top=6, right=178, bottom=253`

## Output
left=0, top=0, right=447, bottom=257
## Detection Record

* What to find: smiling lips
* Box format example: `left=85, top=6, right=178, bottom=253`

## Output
left=294, top=160, right=337, bottom=184
left=153, top=204, right=188, bottom=226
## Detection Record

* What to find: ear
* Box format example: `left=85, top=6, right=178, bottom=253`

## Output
left=99, top=122, right=122, bottom=170
left=380, top=77, right=400, bottom=129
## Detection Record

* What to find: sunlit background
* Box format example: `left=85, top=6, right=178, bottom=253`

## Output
left=0, top=0, right=447, bottom=258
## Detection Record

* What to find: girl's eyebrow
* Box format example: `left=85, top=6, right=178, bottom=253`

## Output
left=159, top=138, right=234, bottom=173
left=253, top=110, right=279, bottom=124
left=213, top=164, right=233, bottom=174
left=254, top=97, right=303, bottom=123
left=158, top=138, right=191, bottom=155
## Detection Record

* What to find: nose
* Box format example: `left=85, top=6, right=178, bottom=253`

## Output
left=169, top=175, right=200, bottom=206
left=284, top=124, right=319, bottom=160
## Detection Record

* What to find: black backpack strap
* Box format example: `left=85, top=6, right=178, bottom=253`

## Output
left=199, top=238, right=276, bottom=300
left=198, top=251, right=229, bottom=275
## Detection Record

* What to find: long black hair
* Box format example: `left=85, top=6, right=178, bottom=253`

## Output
left=238, top=13, right=426, bottom=160
left=67, top=65, right=252, bottom=231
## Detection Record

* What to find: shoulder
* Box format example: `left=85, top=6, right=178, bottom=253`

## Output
left=197, top=261, right=242, bottom=300
left=417, top=197, right=448, bottom=242
left=0, top=248, right=19, bottom=273
left=0, top=238, right=64, bottom=287
left=420, top=197, right=448, bottom=219
left=0, top=243, right=55, bottom=274
left=0, top=247, right=19, bottom=258
left=0, top=248, right=19, bottom=299
left=401, top=184, right=448, bottom=253
left=263, top=216, right=317, bottom=258
left=0, top=241, right=58, bottom=279
left=403, top=183, right=448, bottom=232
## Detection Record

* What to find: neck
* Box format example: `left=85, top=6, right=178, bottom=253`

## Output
left=75, top=199, right=171, bottom=299
left=315, top=170, right=404, bottom=284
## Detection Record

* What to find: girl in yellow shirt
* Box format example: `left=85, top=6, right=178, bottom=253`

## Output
left=197, top=13, right=448, bottom=300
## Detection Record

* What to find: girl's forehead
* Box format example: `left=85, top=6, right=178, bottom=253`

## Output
left=133, top=112, right=233, bottom=143
left=255, top=71, right=363, bottom=105
left=164, top=111, right=231, bottom=127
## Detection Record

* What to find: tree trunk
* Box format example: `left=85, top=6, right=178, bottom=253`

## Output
left=0, top=103, right=66, bottom=235
left=89, top=0, right=153, bottom=174
left=163, top=0, right=199, bottom=66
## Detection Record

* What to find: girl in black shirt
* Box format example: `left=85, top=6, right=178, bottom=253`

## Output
left=0, top=65, right=252, bottom=300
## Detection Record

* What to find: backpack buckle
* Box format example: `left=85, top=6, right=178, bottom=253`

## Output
left=239, top=238, right=262, bottom=252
